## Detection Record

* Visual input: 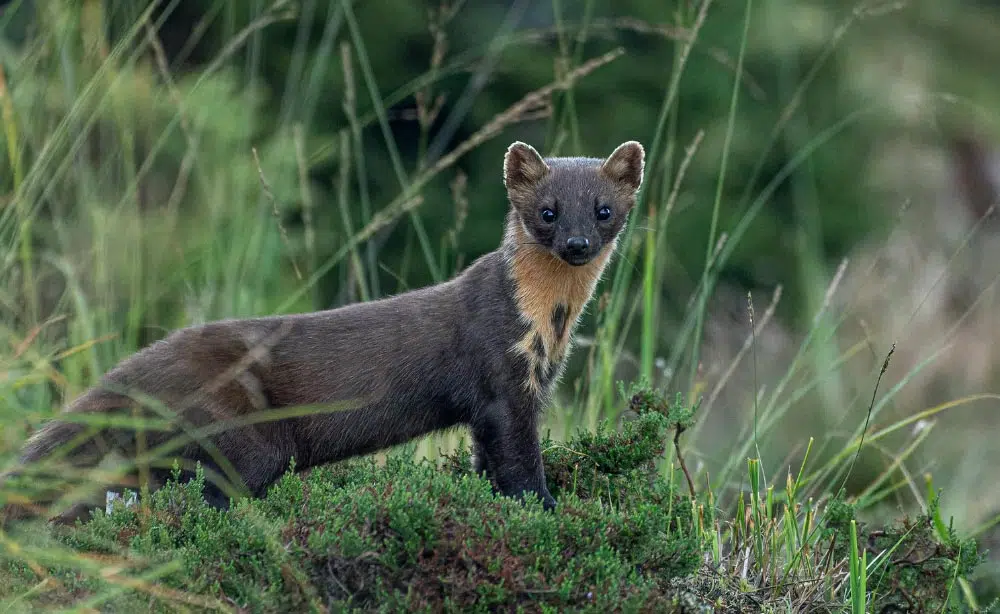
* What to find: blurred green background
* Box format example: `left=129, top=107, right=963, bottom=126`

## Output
left=3, top=0, right=1000, bottom=595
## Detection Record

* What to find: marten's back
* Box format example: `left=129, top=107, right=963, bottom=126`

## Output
left=78, top=249, right=524, bottom=419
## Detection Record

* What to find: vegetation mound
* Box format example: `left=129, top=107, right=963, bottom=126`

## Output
left=0, top=384, right=981, bottom=613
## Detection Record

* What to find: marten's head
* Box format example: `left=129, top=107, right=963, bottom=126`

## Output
left=503, top=140, right=645, bottom=266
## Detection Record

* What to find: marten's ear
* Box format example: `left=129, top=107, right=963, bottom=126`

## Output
left=503, top=141, right=550, bottom=204
left=601, top=141, right=645, bottom=194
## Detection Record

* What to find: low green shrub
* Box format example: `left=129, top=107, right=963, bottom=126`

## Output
left=0, top=384, right=983, bottom=613
left=2, top=406, right=706, bottom=613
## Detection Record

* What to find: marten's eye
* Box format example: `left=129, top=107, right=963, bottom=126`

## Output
left=596, top=205, right=612, bottom=221
left=540, top=207, right=557, bottom=224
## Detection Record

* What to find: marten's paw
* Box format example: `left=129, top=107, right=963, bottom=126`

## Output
left=518, top=487, right=557, bottom=512
left=541, top=493, right=557, bottom=512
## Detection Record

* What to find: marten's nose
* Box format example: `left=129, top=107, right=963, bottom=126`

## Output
left=566, top=236, right=590, bottom=255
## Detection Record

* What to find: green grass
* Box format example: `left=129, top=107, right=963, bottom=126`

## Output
left=1, top=0, right=998, bottom=611
left=0, top=391, right=980, bottom=612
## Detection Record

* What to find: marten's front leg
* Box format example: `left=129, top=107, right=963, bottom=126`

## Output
left=471, top=437, right=494, bottom=481
left=471, top=400, right=556, bottom=511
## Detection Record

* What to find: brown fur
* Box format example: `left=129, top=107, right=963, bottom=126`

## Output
left=0, top=140, right=645, bottom=527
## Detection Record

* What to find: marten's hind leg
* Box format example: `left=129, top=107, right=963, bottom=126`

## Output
left=1, top=419, right=120, bottom=526
left=153, top=425, right=295, bottom=511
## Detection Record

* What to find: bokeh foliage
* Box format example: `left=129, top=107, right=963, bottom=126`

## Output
left=2, top=0, right=999, bottom=354
left=2, top=0, right=1000, bottom=607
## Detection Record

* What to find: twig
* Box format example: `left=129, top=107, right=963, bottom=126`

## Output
left=674, top=425, right=697, bottom=499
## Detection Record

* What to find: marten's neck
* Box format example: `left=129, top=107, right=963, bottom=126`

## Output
left=501, top=210, right=615, bottom=394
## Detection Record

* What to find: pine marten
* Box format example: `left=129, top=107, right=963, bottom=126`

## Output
left=0, top=140, right=645, bottom=526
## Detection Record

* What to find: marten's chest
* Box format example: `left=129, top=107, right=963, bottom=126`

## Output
left=507, top=247, right=612, bottom=396
left=512, top=303, right=578, bottom=396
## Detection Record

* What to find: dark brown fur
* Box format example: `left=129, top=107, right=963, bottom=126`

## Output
left=0, top=140, right=645, bottom=526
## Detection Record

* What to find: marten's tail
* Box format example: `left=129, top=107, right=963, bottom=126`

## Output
left=1, top=389, right=134, bottom=526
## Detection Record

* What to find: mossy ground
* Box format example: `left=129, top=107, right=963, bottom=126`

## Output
left=0, top=388, right=982, bottom=613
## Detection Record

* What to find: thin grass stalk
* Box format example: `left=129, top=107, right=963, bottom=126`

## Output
left=686, top=0, right=752, bottom=398
left=588, top=0, right=712, bottom=420
left=341, top=0, right=440, bottom=284
left=638, top=1, right=689, bottom=387
left=336, top=130, right=371, bottom=302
